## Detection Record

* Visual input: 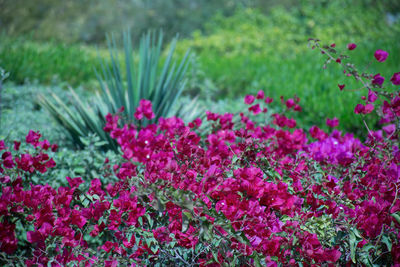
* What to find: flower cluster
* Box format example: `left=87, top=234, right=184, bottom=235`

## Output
left=0, top=42, right=399, bottom=266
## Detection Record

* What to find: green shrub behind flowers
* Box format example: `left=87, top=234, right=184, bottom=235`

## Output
left=179, top=1, right=400, bottom=136
left=0, top=41, right=399, bottom=265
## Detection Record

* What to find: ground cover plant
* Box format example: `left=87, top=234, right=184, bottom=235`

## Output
left=0, top=40, right=399, bottom=266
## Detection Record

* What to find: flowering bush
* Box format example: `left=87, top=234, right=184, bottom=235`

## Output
left=0, top=41, right=399, bottom=266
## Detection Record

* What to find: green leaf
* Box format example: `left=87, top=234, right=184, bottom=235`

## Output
left=182, top=212, right=190, bottom=233
left=391, top=212, right=400, bottom=224
left=349, top=229, right=362, bottom=263
left=381, top=235, right=392, bottom=251
left=38, top=30, right=197, bottom=151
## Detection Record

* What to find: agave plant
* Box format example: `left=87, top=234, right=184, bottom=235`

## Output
left=39, top=30, right=198, bottom=151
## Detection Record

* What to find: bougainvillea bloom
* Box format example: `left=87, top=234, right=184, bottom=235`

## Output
left=347, top=43, right=357, bottom=50
left=244, top=95, right=255, bottom=105
left=391, top=72, right=400, bottom=85
left=372, top=73, right=385, bottom=86
left=374, top=49, right=388, bottom=62
left=134, top=99, right=155, bottom=120
left=256, top=90, right=265, bottom=99
left=248, top=104, right=261, bottom=115
left=368, top=89, right=378, bottom=103
left=326, top=117, right=339, bottom=128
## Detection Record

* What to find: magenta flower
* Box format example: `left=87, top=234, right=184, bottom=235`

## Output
left=347, top=43, right=357, bottom=50
left=25, top=130, right=41, bottom=147
left=285, top=99, right=295, bottom=109
left=338, top=84, right=345, bottom=90
left=374, top=50, right=388, bottom=62
left=354, top=104, right=365, bottom=114
left=244, top=95, right=255, bottom=105
left=364, top=103, right=374, bottom=114
left=368, top=89, right=378, bottom=103
left=134, top=99, right=155, bottom=120
left=264, top=97, right=273, bottom=104
left=256, top=90, right=265, bottom=100
left=248, top=104, right=261, bottom=115
left=326, top=117, right=339, bottom=128
left=0, top=140, right=5, bottom=151
left=372, top=73, right=384, bottom=86
left=390, top=72, right=400, bottom=85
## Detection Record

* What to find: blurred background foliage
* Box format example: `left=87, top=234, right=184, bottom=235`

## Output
left=1, top=0, right=400, bottom=140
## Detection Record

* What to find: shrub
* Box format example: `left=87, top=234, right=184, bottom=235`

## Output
left=0, top=40, right=399, bottom=266
left=38, top=31, right=198, bottom=151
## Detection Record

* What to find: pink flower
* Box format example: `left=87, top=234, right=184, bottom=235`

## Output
left=383, top=124, right=396, bottom=136
left=256, top=90, right=265, bottom=99
left=248, top=104, right=261, bottom=115
left=2, top=151, right=15, bottom=169
left=368, top=89, right=378, bottom=103
left=134, top=99, right=155, bottom=120
left=285, top=99, right=295, bottom=109
left=26, top=130, right=41, bottom=147
left=354, top=104, right=365, bottom=114
left=347, top=43, right=357, bottom=50
left=372, top=74, right=384, bottom=86
left=338, top=84, right=345, bottom=90
left=66, top=176, right=84, bottom=189
left=244, top=95, right=255, bottom=105
left=264, top=97, right=273, bottom=104
left=390, top=72, right=400, bottom=85
left=13, top=141, right=21, bottom=151
left=0, top=140, right=6, bottom=151
left=374, top=49, right=388, bottom=62
left=101, top=241, right=118, bottom=253
left=364, top=103, right=374, bottom=114
left=70, top=209, right=87, bottom=228
left=326, top=117, right=339, bottom=128
left=355, top=103, right=374, bottom=114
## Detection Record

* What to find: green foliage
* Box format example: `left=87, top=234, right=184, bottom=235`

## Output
left=43, top=134, right=120, bottom=188
left=0, top=35, right=107, bottom=87
left=38, top=31, right=194, bottom=151
left=177, top=1, right=400, bottom=135
left=0, top=0, right=242, bottom=44
left=0, top=83, right=71, bottom=145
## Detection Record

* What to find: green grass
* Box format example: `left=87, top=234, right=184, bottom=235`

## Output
left=0, top=35, right=111, bottom=88
left=177, top=2, right=400, bottom=136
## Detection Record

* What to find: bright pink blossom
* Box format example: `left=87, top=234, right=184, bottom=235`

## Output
left=374, top=49, right=388, bottom=62
left=134, top=99, right=155, bottom=120
left=249, top=104, right=261, bottom=115
left=391, top=72, right=400, bottom=85
left=368, top=89, right=378, bottom=103
left=326, top=117, right=339, bottom=128
left=372, top=74, right=384, bottom=86
left=347, top=43, right=357, bottom=50
left=256, top=90, right=265, bottom=99
left=244, top=95, right=255, bottom=105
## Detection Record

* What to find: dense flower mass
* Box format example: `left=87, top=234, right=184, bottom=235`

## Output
left=0, top=41, right=399, bottom=266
